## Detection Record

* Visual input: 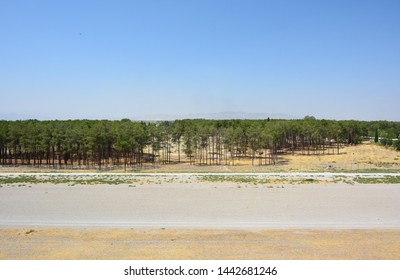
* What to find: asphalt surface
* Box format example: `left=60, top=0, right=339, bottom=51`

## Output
left=1, top=180, right=399, bottom=229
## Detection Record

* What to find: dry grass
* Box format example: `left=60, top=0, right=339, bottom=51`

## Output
left=0, top=143, right=398, bottom=173
left=1, top=228, right=399, bottom=260
left=0, top=143, right=400, bottom=173
left=140, top=143, right=400, bottom=172
left=284, top=143, right=400, bottom=171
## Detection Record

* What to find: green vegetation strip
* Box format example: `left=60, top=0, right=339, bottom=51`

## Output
left=353, top=176, right=400, bottom=184
left=199, top=175, right=317, bottom=185
left=1, top=174, right=399, bottom=185
left=0, top=175, right=132, bottom=185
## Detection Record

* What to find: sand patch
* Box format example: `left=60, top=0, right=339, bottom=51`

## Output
left=0, top=228, right=399, bottom=260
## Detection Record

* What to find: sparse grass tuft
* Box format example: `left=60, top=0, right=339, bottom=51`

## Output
left=353, top=176, right=400, bottom=184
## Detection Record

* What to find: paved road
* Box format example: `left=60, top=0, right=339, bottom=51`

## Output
left=0, top=182, right=399, bottom=229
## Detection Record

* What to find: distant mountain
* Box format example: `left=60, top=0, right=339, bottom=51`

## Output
left=134, top=112, right=298, bottom=121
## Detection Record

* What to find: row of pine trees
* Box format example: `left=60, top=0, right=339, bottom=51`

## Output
left=0, top=118, right=399, bottom=169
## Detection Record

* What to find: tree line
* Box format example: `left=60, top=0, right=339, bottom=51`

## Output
left=0, top=118, right=399, bottom=170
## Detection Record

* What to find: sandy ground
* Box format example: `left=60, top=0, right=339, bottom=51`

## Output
left=141, top=143, right=400, bottom=172
left=1, top=228, right=399, bottom=260
left=1, top=143, right=398, bottom=173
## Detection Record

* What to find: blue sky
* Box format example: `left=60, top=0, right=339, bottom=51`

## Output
left=0, top=0, right=399, bottom=120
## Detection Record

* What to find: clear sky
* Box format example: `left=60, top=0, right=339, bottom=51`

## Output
left=1, top=0, right=399, bottom=121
